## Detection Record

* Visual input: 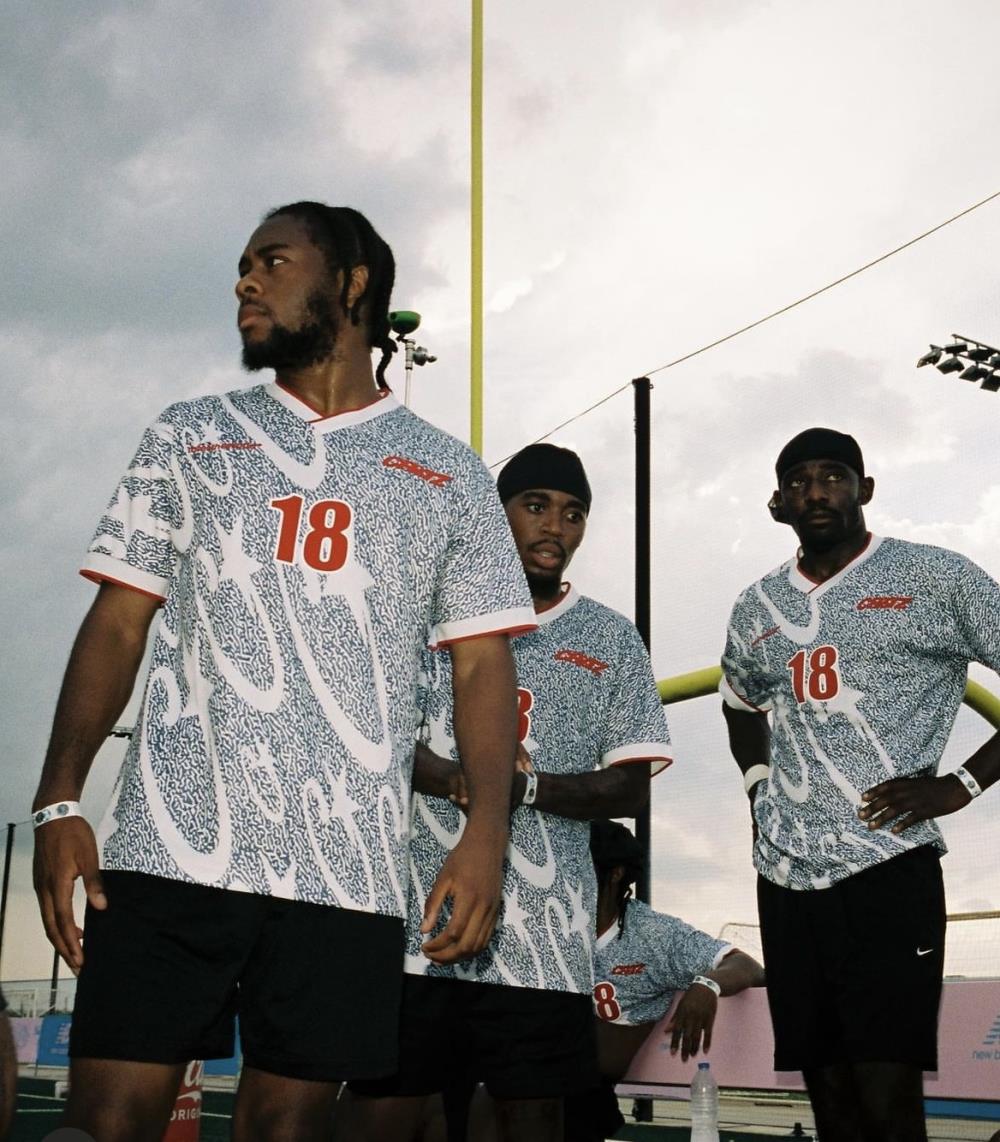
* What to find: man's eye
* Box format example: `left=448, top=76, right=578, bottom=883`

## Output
left=266, top=255, right=286, bottom=267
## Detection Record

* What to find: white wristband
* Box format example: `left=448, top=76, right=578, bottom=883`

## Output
left=32, top=801, right=83, bottom=829
left=691, top=975, right=722, bottom=998
left=953, top=766, right=983, bottom=799
left=521, top=770, right=539, bottom=807
left=743, top=765, right=770, bottom=795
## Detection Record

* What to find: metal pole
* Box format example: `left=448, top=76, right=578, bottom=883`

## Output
left=632, top=377, right=653, bottom=1126
left=470, top=0, right=484, bottom=454
left=0, top=823, right=14, bottom=977
left=632, top=377, right=652, bottom=901
left=49, top=946, right=60, bottom=1014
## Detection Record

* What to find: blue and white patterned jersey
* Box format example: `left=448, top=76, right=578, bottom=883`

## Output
left=83, top=384, right=535, bottom=916
left=405, top=587, right=672, bottom=992
left=721, top=535, right=1000, bottom=891
left=592, top=899, right=732, bottom=1026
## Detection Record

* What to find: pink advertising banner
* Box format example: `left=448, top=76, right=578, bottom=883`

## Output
left=621, top=979, right=1000, bottom=1101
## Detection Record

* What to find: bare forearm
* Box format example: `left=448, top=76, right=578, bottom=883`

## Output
left=527, top=763, right=650, bottom=820
left=722, top=703, right=771, bottom=778
left=450, top=636, right=518, bottom=842
left=706, top=949, right=765, bottom=995
left=412, top=741, right=461, bottom=800
left=34, top=585, right=156, bottom=808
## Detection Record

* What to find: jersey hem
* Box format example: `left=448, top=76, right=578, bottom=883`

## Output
left=605, top=748, right=672, bottom=776
left=429, top=607, right=538, bottom=648
left=719, top=673, right=770, bottom=713
left=80, top=557, right=169, bottom=601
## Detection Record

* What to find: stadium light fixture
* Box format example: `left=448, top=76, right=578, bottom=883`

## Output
left=919, top=333, right=1000, bottom=393
left=936, top=357, right=964, bottom=374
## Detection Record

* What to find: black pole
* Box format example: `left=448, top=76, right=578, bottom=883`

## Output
left=49, top=946, right=60, bottom=1014
left=632, top=377, right=652, bottom=904
left=0, top=823, right=14, bottom=976
left=632, top=377, right=654, bottom=1127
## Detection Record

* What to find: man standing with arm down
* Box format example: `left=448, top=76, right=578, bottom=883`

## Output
left=720, top=427, right=1000, bottom=1142
left=31, top=202, right=534, bottom=1142
left=347, top=444, right=672, bottom=1142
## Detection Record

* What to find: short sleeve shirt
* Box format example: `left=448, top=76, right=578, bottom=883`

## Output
left=406, top=587, right=671, bottom=992
left=720, top=535, right=1000, bottom=890
left=593, top=899, right=731, bottom=1026
left=84, top=384, right=535, bottom=916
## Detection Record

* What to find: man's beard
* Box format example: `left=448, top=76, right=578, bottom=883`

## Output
left=525, top=570, right=563, bottom=601
left=241, top=289, right=341, bottom=373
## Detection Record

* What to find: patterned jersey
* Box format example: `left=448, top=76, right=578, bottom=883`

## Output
left=721, top=535, right=1000, bottom=890
left=405, top=587, right=672, bottom=992
left=592, top=899, right=732, bottom=1026
left=84, top=383, right=535, bottom=916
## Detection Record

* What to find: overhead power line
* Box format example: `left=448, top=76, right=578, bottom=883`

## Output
left=489, top=186, right=1000, bottom=468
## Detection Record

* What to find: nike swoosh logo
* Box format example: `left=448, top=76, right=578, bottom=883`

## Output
left=916, top=948, right=934, bottom=956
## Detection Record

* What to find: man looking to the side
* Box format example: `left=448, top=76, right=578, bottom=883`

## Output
left=31, top=201, right=533, bottom=1142
left=345, top=444, right=672, bottom=1142
left=721, top=427, right=1000, bottom=1142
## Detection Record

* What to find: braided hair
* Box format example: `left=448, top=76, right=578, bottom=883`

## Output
left=590, top=819, right=644, bottom=940
left=264, top=201, right=398, bottom=388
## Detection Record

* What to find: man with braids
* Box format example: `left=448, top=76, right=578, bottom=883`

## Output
left=31, top=202, right=534, bottom=1142
left=343, top=444, right=672, bottom=1142
left=721, top=427, right=1000, bottom=1142
left=564, top=820, right=763, bottom=1142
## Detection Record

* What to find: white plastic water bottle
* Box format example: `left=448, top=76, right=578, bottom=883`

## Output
left=690, top=1060, right=719, bottom=1141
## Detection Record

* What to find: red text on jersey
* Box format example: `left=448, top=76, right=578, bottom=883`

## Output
left=611, top=962, right=647, bottom=976
left=271, top=495, right=352, bottom=572
left=516, top=688, right=534, bottom=744
left=554, top=648, right=609, bottom=675
left=593, top=981, right=622, bottom=1021
left=382, top=455, right=453, bottom=487
left=787, top=645, right=841, bottom=703
left=857, top=596, right=914, bottom=611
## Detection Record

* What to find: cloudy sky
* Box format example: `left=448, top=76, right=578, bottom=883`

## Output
left=3, top=0, right=1000, bottom=981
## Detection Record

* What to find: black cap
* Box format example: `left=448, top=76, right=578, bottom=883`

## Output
left=590, top=819, right=643, bottom=883
left=497, top=444, right=592, bottom=510
left=775, top=427, right=865, bottom=482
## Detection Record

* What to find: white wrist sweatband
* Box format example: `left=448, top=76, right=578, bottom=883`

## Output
left=691, top=975, right=722, bottom=998
left=32, top=801, right=83, bottom=829
left=953, top=766, right=983, bottom=799
left=521, top=770, right=539, bottom=806
left=743, top=765, right=770, bottom=795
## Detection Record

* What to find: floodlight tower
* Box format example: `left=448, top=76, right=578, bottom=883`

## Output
left=917, top=335, right=1000, bottom=392
left=389, top=311, right=438, bottom=407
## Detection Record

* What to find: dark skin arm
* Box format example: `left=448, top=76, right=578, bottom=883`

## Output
left=32, top=582, right=160, bottom=973
left=664, top=949, right=765, bottom=1061
left=859, top=730, right=1000, bottom=834
left=0, top=1009, right=14, bottom=1142
left=420, top=634, right=518, bottom=965
left=722, top=703, right=771, bottom=837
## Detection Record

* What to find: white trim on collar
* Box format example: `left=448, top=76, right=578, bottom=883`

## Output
left=533, top=584, right=580, bottom=626
left=267, top=383, right=399, bottom=432
left=787, top=534, right=882, bottom=596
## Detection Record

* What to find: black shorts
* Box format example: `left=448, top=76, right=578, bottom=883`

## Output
left=70, top=870, right=404, bottom=1081
left=757, top=845, right=945, bottom=1072
left=349, top=974, right=600, bottom=1099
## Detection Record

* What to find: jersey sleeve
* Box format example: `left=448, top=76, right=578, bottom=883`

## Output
left=948, top=554, right=1000, bottom=674
left=599, top=620, right=672, bottom=775
left=719, top=591, right=773, bottom=712
left=80, top=418, right=182, bottom=600
left=644, top=911, right=731, bottom=991
left=428, top=456, right=535, bottom=647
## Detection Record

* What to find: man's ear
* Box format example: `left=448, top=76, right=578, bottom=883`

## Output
left=345, top=263, right=370, bottom=310
left=768, top=492, right=787, bottom=523
left=859, top=476, right=875, bottom=505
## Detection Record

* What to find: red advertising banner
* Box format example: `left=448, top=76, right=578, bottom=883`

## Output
left=164, top=1060, right=203, bottom=1142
